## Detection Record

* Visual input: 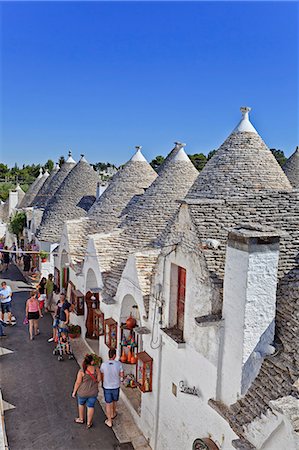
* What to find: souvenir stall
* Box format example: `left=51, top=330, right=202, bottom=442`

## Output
left=117, top=304, right=153, bottom=413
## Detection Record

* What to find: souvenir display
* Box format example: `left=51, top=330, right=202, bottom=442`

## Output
left=104, top=318, right=118, bottom=349
left=137, top=351, right=153, bottom=393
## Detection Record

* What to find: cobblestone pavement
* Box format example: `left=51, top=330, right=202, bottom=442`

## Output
left=0, top=264, right=120, bottom=450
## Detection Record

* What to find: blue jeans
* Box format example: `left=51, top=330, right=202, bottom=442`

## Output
left=103, top=388, right=120, bottom=404
left=77, top=396, right=97, bottom=408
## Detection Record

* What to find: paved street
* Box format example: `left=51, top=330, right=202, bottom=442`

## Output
left=0, top=265, right=119, bottom=450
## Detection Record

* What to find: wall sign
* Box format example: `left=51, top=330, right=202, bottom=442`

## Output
left=179, top=380, right=200, bottom=397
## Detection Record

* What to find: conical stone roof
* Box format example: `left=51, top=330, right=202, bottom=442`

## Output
left=36, top=157, right=99, bottom=243
left=20, top=169, right=49, bottom=208
left=33, top=153, right=76, bottom=209
left=88, top=146, right=157, bottom=231
left=102, top=148, right=198, bottom=298
left=120, top=147, right=199, bottom=247
left=31, top=164, right=60, bottom=207
left=63, top=147, right=157, bottom=268
left=283, top=146, right=299, bottom=189
left=156, top=142, right=186, bottom=173
left=187, top=107, right=292, bottom=199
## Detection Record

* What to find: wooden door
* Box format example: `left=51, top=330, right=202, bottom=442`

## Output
left=177, top=267, right=186, bottom=331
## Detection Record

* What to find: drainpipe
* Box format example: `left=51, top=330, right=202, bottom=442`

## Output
left=153, top=244, right=178, bottom=450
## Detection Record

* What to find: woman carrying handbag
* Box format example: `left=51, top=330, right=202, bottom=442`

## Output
left=72, top=354, right=101, bottom=428
left=25, top=290, right=43, bottom=340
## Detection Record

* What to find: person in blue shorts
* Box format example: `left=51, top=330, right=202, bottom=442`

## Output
left=100, top=348, right=124, bottom=428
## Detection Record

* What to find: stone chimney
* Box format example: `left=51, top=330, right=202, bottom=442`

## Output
left=219, top=225, right=280, bottom=405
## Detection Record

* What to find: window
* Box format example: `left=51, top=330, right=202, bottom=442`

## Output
left=177, top=266, right=186, bottom=332
left=163, top=264, right=187, bottom=343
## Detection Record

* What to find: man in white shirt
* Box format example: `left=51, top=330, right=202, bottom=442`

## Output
left=100, top=348, right=124, bottom=428
left=0, top=281, right=13, bottom=325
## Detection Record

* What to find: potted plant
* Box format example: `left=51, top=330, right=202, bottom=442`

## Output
left=90, top=353, right=102, bottom=367
left=39, top=251, right=48, bottom=263
left=68, top=324, right=81, bottom=339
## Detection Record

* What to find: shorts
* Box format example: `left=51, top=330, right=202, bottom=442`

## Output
left=103, top=388, right=120, bottom=404
left=39, top=300, right=45, bottom=310
left=53, top=318, right=59, bottom=328
left=1, top=302, right=12, bottom=314
left=28, top=311, right=39, bottom=320
left=77, top=396, right=97, bottom=408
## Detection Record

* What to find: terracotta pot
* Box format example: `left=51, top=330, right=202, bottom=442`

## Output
left=69, top=333, right=78, bottom=339
left=126, top=314, right=136, bottom=330
left=41, top=258, right=47, bottom=263
left=120, top=348, right=127, bottom=363
left=130, top=354, right=137, bottom=364
left=127, top=347, right=132, bottom=362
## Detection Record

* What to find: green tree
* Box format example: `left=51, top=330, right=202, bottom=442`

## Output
left=270, top=149, right=287, bottom=167
left=59, top=156, right=65, bottom=166
left=207, top=149, right=217, bottom=160
left=8, top=211, right=27, bottom=245
left=188, top=153, right=207, bottom=171
left=44, top=159, right=54, bottom=172
left=150, top=155, right=165, bottom=171
left=0, top=182, right=15, bottom=201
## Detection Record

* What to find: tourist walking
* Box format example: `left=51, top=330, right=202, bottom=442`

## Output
left=0, top=319, right=8, bottom=338
left=45, top=273, right=54, bottom=312
left=72, top=354, right=101, bottom=428
left=0, top=281, right=13, bottom=325
left=25, top=290, right=43, bottom=340
left=1, top=247, right=10, bottom=272
left=100, top=348, right=124, bottom=428
left=23, top=251, right=31, bottom=273
left=59, top=292, right=71, bottom=330
left=47, top=287, right=62, bottom=343
left=37, top=277, right=47, bottom=312
left=10, top=243, right=17, bottom=263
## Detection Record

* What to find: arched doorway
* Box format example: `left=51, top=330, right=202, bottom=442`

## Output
left=119, top=294, right=142, bottom=414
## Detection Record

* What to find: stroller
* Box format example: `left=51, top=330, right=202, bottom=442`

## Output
left=53, top=325, right=74, bottom=361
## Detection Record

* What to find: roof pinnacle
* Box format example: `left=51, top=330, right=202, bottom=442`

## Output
left=66, top=150, right=76, bottom=164
left=233, top=106, right=257, bottom=134
left=131, top=146, right=147, bottom=162
left=174, top=142, right=186, bottom=150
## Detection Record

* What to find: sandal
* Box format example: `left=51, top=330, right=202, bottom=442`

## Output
left=112, top=413, right=117, bottom=419
left=87, top=422, right=93, bottom=429
left=105, top=419, right=112, bottom=428
left=74, top=418, right=84, bottom=424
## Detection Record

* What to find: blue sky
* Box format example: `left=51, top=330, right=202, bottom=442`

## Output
left=1, top=1, right=298, bottom=167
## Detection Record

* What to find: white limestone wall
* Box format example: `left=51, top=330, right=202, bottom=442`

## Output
left=128, top=244, right=226, bottom=449
left=8, top=190, right=18, bottom=216
left=0, top=223, right=6, bottom=239
left=245, top=397, right=299, bottom=450
left=153, top=337, right=239, bottom=450
left=220, top=238, right=279, bottom=405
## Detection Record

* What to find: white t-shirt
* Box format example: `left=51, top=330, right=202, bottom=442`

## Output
left=0, top=286, right=12, bottom=304
left=100, top=360, right=123, bottom=389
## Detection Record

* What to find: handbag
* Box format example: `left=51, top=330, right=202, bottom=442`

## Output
left=23, top=316, right=29, bottom=325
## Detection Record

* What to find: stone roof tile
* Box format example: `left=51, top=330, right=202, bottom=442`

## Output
left=19, top=169, right=49, bottom=208
left=36, top=158, right=98, bottom=243
left=187, top=108, right=292, bottom=199
left=32, top=157, right=76, bottom=209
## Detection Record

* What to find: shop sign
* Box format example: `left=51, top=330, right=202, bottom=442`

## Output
left=179, top=380, right=200, bottom=397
